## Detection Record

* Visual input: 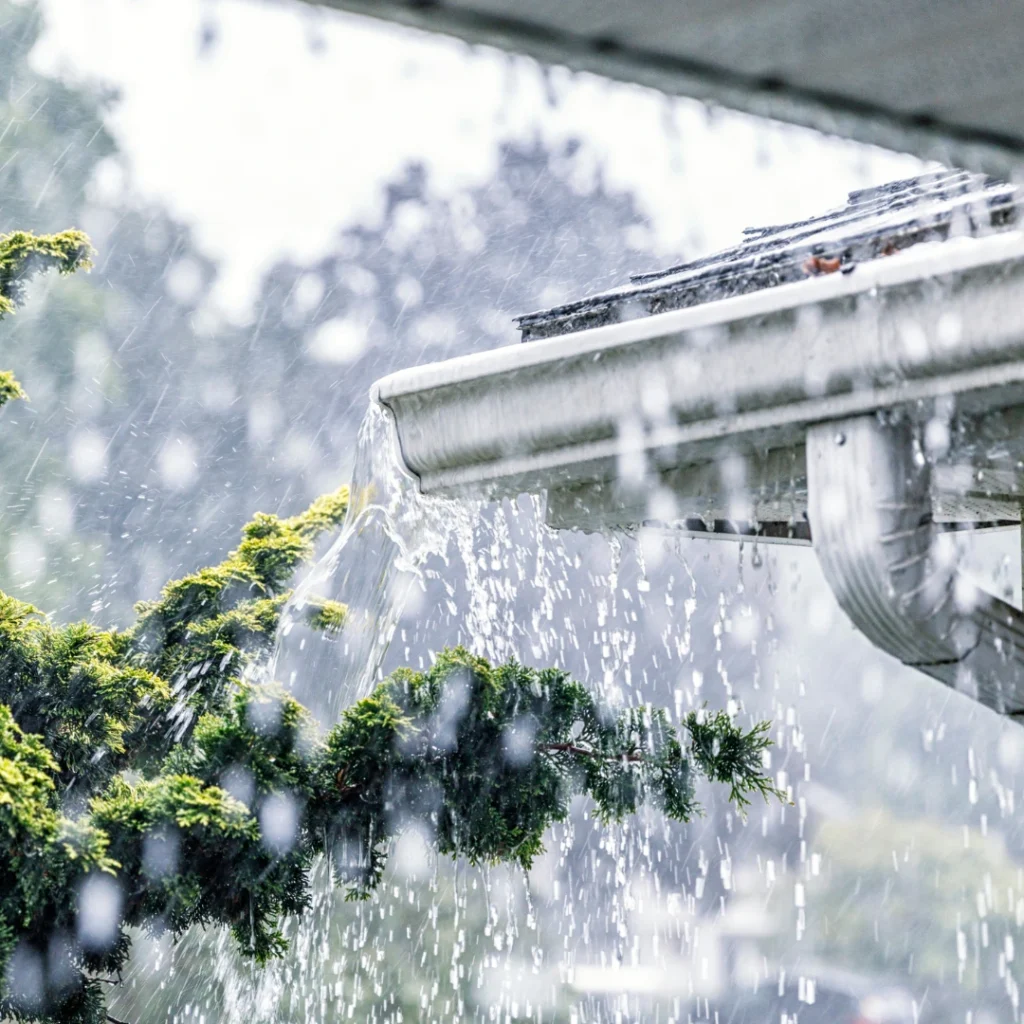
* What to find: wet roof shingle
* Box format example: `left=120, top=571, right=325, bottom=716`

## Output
left=515, top=169, right=1019, bottom=342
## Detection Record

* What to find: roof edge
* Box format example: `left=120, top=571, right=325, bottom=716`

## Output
left=302, top=0, right=1024, bottom=175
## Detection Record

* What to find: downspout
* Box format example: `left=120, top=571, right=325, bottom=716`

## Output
left=807, top=413, right=1024, bottom=715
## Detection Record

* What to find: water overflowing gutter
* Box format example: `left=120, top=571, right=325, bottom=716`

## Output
left=372, top=219, right=1024, bottom=714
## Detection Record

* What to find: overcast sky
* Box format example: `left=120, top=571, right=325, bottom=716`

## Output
left=35, top=0, right=925, bottom=315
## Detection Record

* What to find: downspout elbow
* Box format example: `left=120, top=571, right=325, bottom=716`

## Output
left=807, top=414, right=1024, bottom=715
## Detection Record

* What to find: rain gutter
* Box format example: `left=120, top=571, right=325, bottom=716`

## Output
left=372, top=230, right=1024, bottom=715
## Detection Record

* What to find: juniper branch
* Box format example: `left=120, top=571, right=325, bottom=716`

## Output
left=0, top=229, right=94, bottom=409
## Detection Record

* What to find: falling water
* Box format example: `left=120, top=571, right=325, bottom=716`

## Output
left=273, top=400, right=466, bottom=723
left=106, top=400, right=1024, bottom=1024
left=112, top=493, right=809, bottom=1024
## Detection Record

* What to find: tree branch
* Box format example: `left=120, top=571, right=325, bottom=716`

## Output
left=540, top=742, right=643, bottom=762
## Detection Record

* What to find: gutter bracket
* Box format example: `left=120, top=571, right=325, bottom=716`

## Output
left=807, top=414, right=1024, bottom=715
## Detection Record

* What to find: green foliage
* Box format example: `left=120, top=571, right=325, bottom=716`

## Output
left=0, top=486, right=350, bottom=802
left=310, top=651, right=781, bottom=890
left=0, top=230, right=93, bottom=318
left=0, top=704, right=116, bottom=1024
left=304, top=599, right=347, bottom=633
left=0, top=370, right=25, bottom=409
left=0, top=229, right=93, bottom=410
left=684, top=708, right=778, bottom=809
left=0, top=488, right=347, bottom=1020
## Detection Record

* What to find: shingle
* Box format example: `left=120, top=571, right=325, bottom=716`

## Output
left=516, top=170, right=1018, bottom=342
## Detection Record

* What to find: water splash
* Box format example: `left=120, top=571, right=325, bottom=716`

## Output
left=274, top=401, right=466, bottom=722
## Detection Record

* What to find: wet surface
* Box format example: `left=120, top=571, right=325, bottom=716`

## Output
left=517, top=169, right=1019, bottom=341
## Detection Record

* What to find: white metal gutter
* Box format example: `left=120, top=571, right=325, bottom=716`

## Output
left=808, top=414, right=1024, bottom=713
left=372, top=230, right=1024, bottom=716
left=375, top=231, right=1024, bottom=499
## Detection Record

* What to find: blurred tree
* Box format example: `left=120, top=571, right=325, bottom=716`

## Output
left=770, top=807, right=1024, bottom=1019
left=0, top=0, right=656, bottom=630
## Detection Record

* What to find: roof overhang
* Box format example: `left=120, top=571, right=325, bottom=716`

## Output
left=304, top=0, right=1024, bottom=174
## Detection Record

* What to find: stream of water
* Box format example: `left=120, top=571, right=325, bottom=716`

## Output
left=273, top=401, right=467, bottom=722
